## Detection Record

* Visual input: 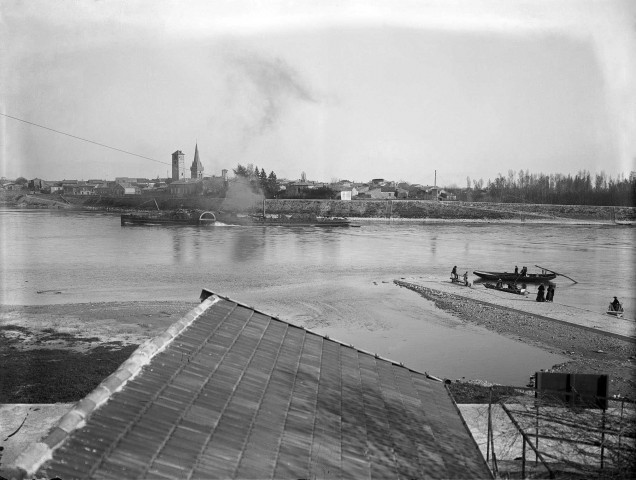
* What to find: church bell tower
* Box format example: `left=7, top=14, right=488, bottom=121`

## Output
left=190, top=144, right=204, bottom=179
left=171, top=150, right=185, bottom=180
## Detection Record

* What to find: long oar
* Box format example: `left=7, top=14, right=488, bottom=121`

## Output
left=535, top=265, right=577, bottom=283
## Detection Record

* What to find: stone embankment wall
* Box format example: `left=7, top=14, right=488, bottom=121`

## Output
left=457, top=201, right=636, bottom=221
left=263, top=199, right=636, bottom=222
left=263, top=199, right=520, bottom=220
left=81, top=195, right=225, bottom=211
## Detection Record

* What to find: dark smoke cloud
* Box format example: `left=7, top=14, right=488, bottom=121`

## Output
left=221, top=180, right=264, bottom=212
left=223, top=50, right=318, bottom=137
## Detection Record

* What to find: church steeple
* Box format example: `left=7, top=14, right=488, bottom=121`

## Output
left=190, top=143, right=204, bottom=179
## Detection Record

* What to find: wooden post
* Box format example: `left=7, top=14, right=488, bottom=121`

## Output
left=535, top=399, right=539, bottom=464
left=487, top=387, right=492, bottom=462
left=600, top=409, right=606, bottom=469
left=521, top=437, right=526, bottom=479
left=501, top=403, right=554, bottom=478
left=618, top=398, right=624, bottom=468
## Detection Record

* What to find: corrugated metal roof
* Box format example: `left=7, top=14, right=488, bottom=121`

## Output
left=14, top=291, right=491, bottom=480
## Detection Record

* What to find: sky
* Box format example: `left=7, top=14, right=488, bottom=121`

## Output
left=1, top=0, right=635, bottom=187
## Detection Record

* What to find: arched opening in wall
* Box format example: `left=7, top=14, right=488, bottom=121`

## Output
left=199, top=211, right=216, bottom=223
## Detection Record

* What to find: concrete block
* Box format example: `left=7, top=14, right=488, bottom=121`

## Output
left=57, top=410, right=84, bottom=433
left=13, top=442, right=51, bottom=478
left=101, top=374, right=124, bottom=393
left=42, top=427, right=68, bottom=449
left=74, top=398, right=97, bottom=418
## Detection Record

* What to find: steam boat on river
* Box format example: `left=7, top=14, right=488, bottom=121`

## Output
left=121, top=210, right=216, bottom=226
left=121, top=210, right=352, bottom=227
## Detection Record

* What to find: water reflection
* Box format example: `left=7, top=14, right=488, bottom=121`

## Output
left=172, top=230, right=183, bottom=262
left=230, top=227, right=267, bottom=263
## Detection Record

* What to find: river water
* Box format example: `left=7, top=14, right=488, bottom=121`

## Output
left=1, top=208, right=634, bottom=385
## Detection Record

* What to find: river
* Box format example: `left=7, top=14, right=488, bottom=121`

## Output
left=1, top=208, right=634, bottom=385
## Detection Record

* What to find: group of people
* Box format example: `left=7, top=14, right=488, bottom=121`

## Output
left=536, top=283, right=555, bottom=302
left=451, top=266, right=624, bottom=314
left=451, top=266, right=470, bottom=286
left=494, top=278, right=525, bottom=293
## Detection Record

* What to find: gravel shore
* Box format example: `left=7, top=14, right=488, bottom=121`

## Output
left=395, top=279, right=636, bottom=401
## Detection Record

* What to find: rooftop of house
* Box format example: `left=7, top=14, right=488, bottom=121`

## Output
left=12, top=290, right=491, bottom=479
left=169, top=179, right=200, bottom=185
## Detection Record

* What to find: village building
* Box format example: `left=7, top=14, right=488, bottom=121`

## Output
left=112, top=182, right=141, bottom=196
left=366, top=186, right=398, bottom=199
left=285, top=181, right=312, bottom=197
left=167, top=179, right=198, bottom=196
left=28, top=178, right=48, bottom=192
left=60, top=181, right=96, bottom=195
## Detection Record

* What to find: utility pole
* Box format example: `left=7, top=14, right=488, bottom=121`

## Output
left=434, top=170, right=437, bottom=187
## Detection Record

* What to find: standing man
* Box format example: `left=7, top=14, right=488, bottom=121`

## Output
left=451, top=266, right=458, bottom=280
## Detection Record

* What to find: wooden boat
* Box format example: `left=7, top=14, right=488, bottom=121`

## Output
left=607, top=304, right=624, bottom=318
left=483, top=283, right=528, bottom=295
left=121, top=210, right=216, bottom=226
left=473, top=270, right=556, bottom=283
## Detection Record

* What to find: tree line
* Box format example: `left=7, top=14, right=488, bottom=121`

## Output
left=455, top=170, right=634, bottom=206
left=233, top=164, right=279, bottom=198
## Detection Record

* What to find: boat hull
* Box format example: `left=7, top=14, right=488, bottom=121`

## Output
left=483, top=283, right=528, bottom=295
left=121, top=214, right=211, bottom=226
left=607, top=304, right=624, bottom=318
left=121, top=212, right=351, bottom=227
left=473, top=270, right=556, bottom=283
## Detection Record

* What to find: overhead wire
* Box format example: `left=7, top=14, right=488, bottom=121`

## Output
left=0, top=113, right=171, bottom=166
